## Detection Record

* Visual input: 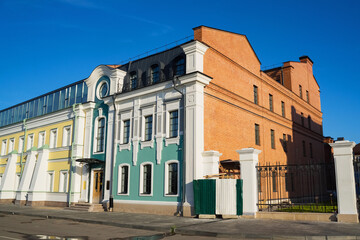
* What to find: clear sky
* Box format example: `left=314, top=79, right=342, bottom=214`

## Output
left=0, top=0, right=359, bottom=143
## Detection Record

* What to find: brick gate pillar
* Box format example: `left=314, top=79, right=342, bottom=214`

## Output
left=237, top=148, right=261, bottom=216
left=330, top=140, right=358, bottom=223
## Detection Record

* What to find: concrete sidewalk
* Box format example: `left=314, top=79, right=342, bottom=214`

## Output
left=0, top=204, right=359, bottom=239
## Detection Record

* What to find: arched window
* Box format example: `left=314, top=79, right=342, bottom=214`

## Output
left=96, top=118, right=105, bottom=152
left=151, top=65, right=159, bottom=83
left=130, top=71, right=137, bottom=90
left=174, top=57, right=185, bottom=76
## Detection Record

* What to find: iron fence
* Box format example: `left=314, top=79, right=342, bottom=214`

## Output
left=256, top=162, right=337, bottom=213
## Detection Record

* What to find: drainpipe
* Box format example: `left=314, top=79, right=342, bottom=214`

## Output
left=20, top=119, right=27, bottom=177
left=109, top=94, right=117, bottom=211
left=172, top=76, right=186, bottom=216
left=68, top=103, right=79, bottom=207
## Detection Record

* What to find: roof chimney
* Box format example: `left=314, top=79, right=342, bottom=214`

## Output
left=299, top=56, right=313, bottom=66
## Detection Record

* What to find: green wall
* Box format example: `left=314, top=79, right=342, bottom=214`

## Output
left=113, top=137, right=183, bottom=202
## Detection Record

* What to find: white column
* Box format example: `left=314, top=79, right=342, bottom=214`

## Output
left=104, top=100, right=115, bottom=201
left=237, top=148, right=261, bottom=216
left=132, top=99, right=140, bottom=166
left=0, top=153, right=18, bottom=199
left=201, top=150, right=222, bottom=178
left=27, top=149, right=49, bottom=203
left=16, top=150, right=37, bottom=202
left=182, top=41, right=209, bottom=74
left=330, top=140, right=358, bottom=223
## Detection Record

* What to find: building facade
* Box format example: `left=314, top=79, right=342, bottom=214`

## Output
left=0, top=26, right=324, bottom=215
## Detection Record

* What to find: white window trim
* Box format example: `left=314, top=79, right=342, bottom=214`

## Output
left=165, top=100, right=181, bottom=146
left=27, top=134, right=34, bottom=151
left=140, top=106, right=155, bottom=149
left=1, top=140, right=7, bottom=156
left=59, top=170, right=69, bottom=193
left=38, top=131, right=46, bottom=148
left=164, top=160, right=180, bottom=197
left=18, top=136, right=24, bottom=153
left=46, top=171, right=54, bottom=192
left=93, top=116, right=107, bottom=154
left=62, top=126, right=72, bottom=147
left=117, top=163, right=130, bottom=196
left=8, top=138, right=15, bottom=153
left=139, top=162, right=154, bottom=196
left=96, top=80, right=110, bottom=99
left=49, top=129, right=58, bottom=149
left=119, top=110, right=132, bottom=151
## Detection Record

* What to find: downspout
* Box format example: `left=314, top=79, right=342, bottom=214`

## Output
left=109, top=94, right=117, bottom=211
left=172, top=76, right=186, bottom=216
left=68, top=103, right=78, bottom=207
left=20, top=119, right=27, bottom=177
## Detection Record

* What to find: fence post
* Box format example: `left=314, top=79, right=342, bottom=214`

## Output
left=330, top=140, right=358, bottom=223
left=236, top=148, right=261, bottom=216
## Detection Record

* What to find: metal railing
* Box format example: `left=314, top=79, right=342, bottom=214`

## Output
left=256, top=162, right=337, bottom=213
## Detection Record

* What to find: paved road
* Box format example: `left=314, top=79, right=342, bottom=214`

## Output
left=1, top=204, right=360, bottom=239
left=0, top=214, right=231, bottom=240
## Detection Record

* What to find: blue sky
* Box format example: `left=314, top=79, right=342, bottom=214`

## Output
left=0, top=0, right=359, bottom=143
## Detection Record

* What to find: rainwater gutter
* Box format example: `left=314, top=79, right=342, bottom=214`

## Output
left=20, top=119, right=27, bottom=177
left=172, top=76, right=186, bottom=216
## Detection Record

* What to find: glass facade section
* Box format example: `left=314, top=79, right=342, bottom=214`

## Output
left=0, top=81, right=88, bottom=128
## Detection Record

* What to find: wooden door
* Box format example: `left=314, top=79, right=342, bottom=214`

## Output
left=92, top=170, right=103, bottom=203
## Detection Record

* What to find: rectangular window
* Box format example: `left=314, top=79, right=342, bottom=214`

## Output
left=302, top=140, right=306, bottom=157
left=62, top=126, right=71, bottom=147
left=272, top=172, right=277, bottom=192
left=142, top=164, right=152, bottom=194
left=253, top=85, right=258, bottom=104
left=281, top=101, right=285, bottom=117
left=308, top=116, right=311, bottom=130
left=119, top=165, right=129, bottom=194
left=27, top=134, right=34, bottom=150
left=1, top=140, right=7, bottom=155
left=301, top=113, right=304, bottom=126
left=144, top=115, right=153, bottom=141
left=255, top=124, right=260, bottom=146
left=310, top=143, right=313, bottom=158
left=283, top=134, right=287, bottom=153
left=271, top=129, right=275, bottom=149
left=8, top=138, right=14, bottom=153
left=60, top=171, right=68, bottom=192
left=38, top=131, right=45, bottom=148
left=269, top=94, right=273, bottom=112
left=169, top=110, right=178, bottom=138
left=299, top=85, right=303, bottom=98
left=18, top=136, right=24, bottom=153
left=285, top=172, right=294, bottom=192
left=167, top=162, right=178, bottom=195
left=96, top=118, right=105, bottom=152
left=49, top=129, right=57, bottom=148
left=123, top=120, right=130, bottom=144
left=46, top=172, right=54, bottom=192
left=306, top=90, right=309, bottom=103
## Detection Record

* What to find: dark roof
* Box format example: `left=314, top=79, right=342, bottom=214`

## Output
left=354, top=143, right=360, bottom=155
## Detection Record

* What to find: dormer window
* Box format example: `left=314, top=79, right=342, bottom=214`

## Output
left=151, top=65, right=159, bottom=83
left=174, top=57, right=185, bottom=76
left=130, top=71, right=137, bottom=90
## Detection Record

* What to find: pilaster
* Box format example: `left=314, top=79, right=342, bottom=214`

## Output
left=0, top=153, right=18, bottom=199
left=16, top=150, right=38, bottom=202
left=330, top=140, right=358, bottom=223
left=237, top=148, right=261, bottom=216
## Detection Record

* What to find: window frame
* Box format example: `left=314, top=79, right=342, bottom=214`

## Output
left=46, top=171, right=54, bottom=192
left=174, top=57, right=185, bottom=76
left=38, top=131, right=46, bottom=148
left=255, top=124, right=260, bottom=146
left=94, top=117, right=106, bottom=153
left=253, top=85, right=258, bottom=105
left=18, top=136, right=24, bottom=153
left=117, top=164, right=130, bottom=195
left=8, top=138, right=15, bottom=153
left=59, top=170, right=69, bottom=193
left=139, top=162, right=153, bottom=196
left=281, top=101, right=285, bottom=117
left=271, top=129, right=275, bottom=149
left=164, top=160, right=179, bottom=197
left=118, top=110, right=132, bottom=150
left=62, top=126, right=72, bottom=147
left=151, top=64, right=160, bottom=84
left=130, top=71, right=138, bottom=90
left=269, top=94, right=273, bottom=112
left=299, top=85, right=303, bottom=99
left=27, top=134, right=34, bottom=151
left=1, top=139, right=7, bottom=155
left=49, top=129, right=58, bottom=149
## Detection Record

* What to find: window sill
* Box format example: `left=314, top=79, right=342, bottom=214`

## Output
left=164, top=193, right=179, bottom=197
left=165, top=136, right=180, bottom=146
left=119, top=142, right=131, bottom=151
left=139, top=193, right=153, bottom=197
left=140, top=140, right=154, bottom=149
left=117, top=193, right=129, bottom=196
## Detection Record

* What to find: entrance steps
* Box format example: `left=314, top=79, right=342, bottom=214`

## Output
left=68, top=203, right=106, bottom=212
